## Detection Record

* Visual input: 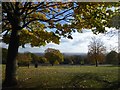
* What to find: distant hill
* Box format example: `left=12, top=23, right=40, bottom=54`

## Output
left=32, top=52, right=87, bottom=57
left=63, top=53, right=87, bottom=56
left=33, top=53, right=44, bottom=56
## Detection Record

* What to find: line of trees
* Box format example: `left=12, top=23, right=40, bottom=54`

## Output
left=2, top=47, right=119, bottom=67
left=2, top=48, right=64, bottom=66
left=87, top=37, right=120, bottom=66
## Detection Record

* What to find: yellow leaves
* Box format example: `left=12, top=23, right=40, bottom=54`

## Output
left=21, top=29, right=29, bottom=34
left=45, top=48, right=63, bottom=65
left=87, top=25, right=92, bottom=29
left=73, top=2, right=118, bottom=32
left=28, top=32, right=33, bottom=36
left=37, top=12, right=48, bottom=20
left=19, top=27, right=60, bottom=47
left=53, top=6, right=57, bottom=9
left=54, top=60, right=59, bottom=65
left=86, top=5, right=90, bottom=9
left=31, top=12, right=48, bottom=20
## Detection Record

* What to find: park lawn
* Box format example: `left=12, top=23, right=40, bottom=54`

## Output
left=2, top=65, right=120, bottom=89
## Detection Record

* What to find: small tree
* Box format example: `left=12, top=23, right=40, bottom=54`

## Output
left=16, top=53, right=32, bottom=67
left=44, top=48, right=64, bottom=66
left=88, top=37, right=106, bottom=67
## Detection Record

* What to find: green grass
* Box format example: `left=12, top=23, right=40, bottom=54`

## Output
left=2, top=65, right=120, bottom=89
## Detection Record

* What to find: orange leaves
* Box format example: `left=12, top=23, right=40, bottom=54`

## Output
left=32, top=13, right=37, bottom=18
left=74, top=9, right=79, bottom=14
left=58, top=9, right=61, bottom=12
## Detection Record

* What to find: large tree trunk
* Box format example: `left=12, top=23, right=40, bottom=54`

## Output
left=3, top=28, right=19, bottom=87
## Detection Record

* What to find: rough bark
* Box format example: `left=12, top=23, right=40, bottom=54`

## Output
left=3, top=28, right=20, bottom=87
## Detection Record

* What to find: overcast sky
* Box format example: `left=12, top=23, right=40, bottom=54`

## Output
left=2, top=27, right=117, bottom=54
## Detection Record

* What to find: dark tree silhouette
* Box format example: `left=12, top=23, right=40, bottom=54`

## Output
left=106, top=51, right=118, bottom=64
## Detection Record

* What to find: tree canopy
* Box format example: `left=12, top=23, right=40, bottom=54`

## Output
left=2, top=2, right=119, bottom=46
left=44, top=48, right=64, bottom=66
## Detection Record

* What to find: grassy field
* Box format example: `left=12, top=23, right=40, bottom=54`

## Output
left=2, top=65, right=120, bottom=89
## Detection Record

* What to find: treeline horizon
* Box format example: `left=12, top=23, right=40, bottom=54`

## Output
left=2, top=47, right=120, bottom=66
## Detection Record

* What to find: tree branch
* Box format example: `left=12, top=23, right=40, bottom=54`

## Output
left=22, top=18, right=49, bottom=28
left=2, top=22, right=10, bottom=29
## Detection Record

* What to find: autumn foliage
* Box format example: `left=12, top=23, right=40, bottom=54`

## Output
left=16, top=53, right=32, bottom=66
left=44, top=48, right=64, bottom=66
left=88, top=37, right=106, bottom=66
left=2, top=2, right=119, bottom=87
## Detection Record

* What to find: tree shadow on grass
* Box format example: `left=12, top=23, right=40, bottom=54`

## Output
left=2, top=73, right=120, bottom=90
left=66, top=73, right=120, bottom=89
left=107, top=81, right=120, bottom=89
